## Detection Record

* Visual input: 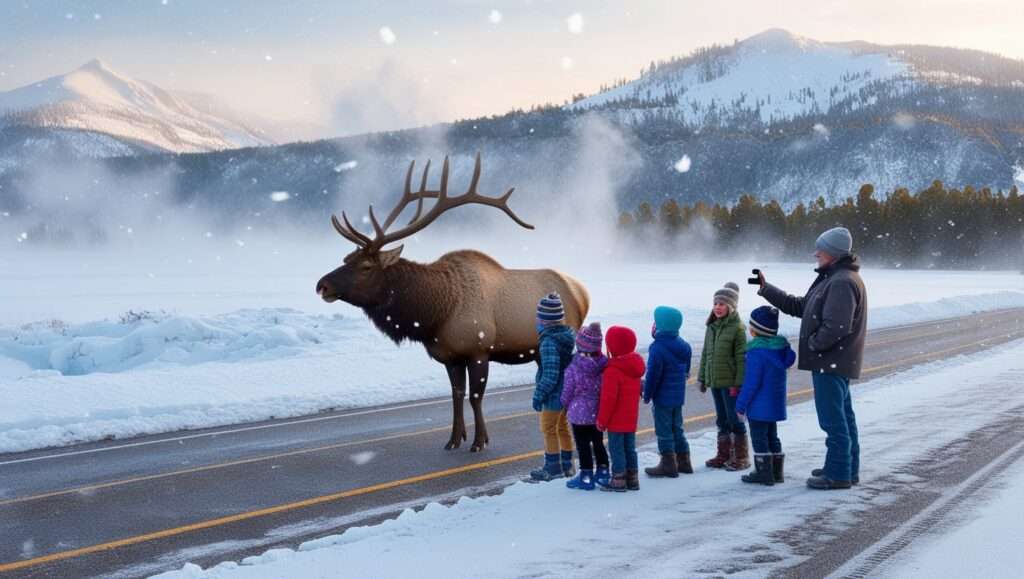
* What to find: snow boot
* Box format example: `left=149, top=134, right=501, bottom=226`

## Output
left=599, top=472, right=627, bottom=492
left=645, top=453, right=679, bottom=478
left=741, top=454, right=775, bottom=486
left=807, top=475, right=852, bottom=490
left=772, top=454, right=785, bottom=483
left=530, top=453, right=564, bottom=481
left=594, top=465, right=611, bottom=487
left=560, top=450, right=576, bottom=478
left=706, top=434, right=733, bottom=469
left=812, top=468, right=858, bottom=485
left=677, top=452, right=694, bottom=475
left=566, top=469, right=595, bottom=491
left=626, top=469, right=640, bottom=491
left=726, top=433, right=751, bottom=471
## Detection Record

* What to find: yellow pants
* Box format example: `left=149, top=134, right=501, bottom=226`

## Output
left=539, top=410, right=574, bottom=454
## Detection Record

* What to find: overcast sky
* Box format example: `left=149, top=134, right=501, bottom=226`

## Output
left=2, top=0, right=1021, bottom=139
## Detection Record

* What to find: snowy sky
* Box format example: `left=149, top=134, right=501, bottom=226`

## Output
left=2, top=0, right=1021, bottom=139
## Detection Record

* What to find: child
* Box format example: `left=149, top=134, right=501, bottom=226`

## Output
left=736, top=306, right=796, bottom=485
left=560, top=322, right=610, bottom=490
left=699, top=282, right=750, bottom=471
left=530, top=292, right=578, bottom=481
left=643, top=306, right=694, bottom=477
left=596, top=326, right=646, bottom=492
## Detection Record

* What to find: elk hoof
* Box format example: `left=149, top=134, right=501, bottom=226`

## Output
left=444, top=439, right=461, bottom=450
left=470, top=441, right=488, bottom=452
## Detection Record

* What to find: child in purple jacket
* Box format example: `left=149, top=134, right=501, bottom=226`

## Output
left=560, top=322, right=610, bottom=490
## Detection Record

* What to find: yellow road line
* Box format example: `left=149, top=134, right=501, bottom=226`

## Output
left=2, top=332, right=1020, bottom=571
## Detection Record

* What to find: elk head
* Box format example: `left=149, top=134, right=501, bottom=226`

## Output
left=316, top=153, right=534, bottom=308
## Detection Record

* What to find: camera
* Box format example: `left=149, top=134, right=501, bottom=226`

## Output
left=747, top=268, right=762, bottom=285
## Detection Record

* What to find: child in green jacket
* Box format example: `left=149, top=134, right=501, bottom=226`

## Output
left=699, top=282, right=749, bottom=471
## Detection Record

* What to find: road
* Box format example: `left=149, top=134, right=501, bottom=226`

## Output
left=2, top=308, right=1023, bottom=578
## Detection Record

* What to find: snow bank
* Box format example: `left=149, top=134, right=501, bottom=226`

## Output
left=2, top=256, right=1023, bottom=453
left=152, top=340, right=1024, bottom=579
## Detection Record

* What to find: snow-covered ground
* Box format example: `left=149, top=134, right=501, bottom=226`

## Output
left=2, top=241, right=1023, bottom=453
left=152, top=338, right=1024, bottom=579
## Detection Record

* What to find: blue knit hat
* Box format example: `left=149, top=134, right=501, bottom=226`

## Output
left=536, top=292, right=565, bottom=324
left=653, top=306, right=683, bottom=333
left=750, top=306, right=780, bottom=336
left=816, top=227, right=853, bottom=258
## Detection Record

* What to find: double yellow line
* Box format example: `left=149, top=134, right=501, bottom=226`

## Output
left=1, top=330, right=1019, bottom=572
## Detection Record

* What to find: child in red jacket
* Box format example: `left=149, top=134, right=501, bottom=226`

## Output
left=596, top=326, right=646, bottom=492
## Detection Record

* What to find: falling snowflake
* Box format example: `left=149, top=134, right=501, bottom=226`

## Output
left=489, top=9, right=502, bottom=24
left=269, top=191, right=291, bottom=202
left=560, top=56, right=574, bottom=70
left=350, top=451, right=376, bottom=465
left=567, top=12, right=583, bottom=34
left=379, top=26, right=397, bottom=45
left=812, top=123, right=830, bottom=137
left=413, top=321, right=421, bottom=328
left=264, top=54, right=273, bottom=62
left=478, top=331, right=486, bottom=339
left=235, top=240, right=246, bottom=247
left=334, top=160, right=358, bottom=172
left=674, top=155, right=692, bottom=173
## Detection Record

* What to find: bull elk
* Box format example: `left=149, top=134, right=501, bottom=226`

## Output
left=316, top=154, right=589, bottom=452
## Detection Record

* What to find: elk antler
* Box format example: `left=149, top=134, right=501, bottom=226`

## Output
left=330, top=153, right=534, bottom=252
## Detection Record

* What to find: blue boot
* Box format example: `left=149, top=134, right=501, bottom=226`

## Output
left=594, top=465, right=611, bottom=487
left=560, top=450, right=576, bottom=478
left=530, top=453, right=564, bottom=481
left=566, top=469, right=595, bottom=490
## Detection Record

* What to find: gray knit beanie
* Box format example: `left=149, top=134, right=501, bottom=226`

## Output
left=714, top=282, right=740, bottom=311
left=816, top=227, right=853, bottom=258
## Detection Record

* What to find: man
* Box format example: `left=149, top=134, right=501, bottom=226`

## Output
left=754, top=227, right=867, bottom=490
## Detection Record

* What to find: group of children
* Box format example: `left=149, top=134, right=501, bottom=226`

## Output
left=530, top=282, right=796, bottom=492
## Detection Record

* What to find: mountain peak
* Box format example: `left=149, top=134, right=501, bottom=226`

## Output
left=739, top=28, right=819, bottom=52
left=78, top=58, right=114, bottom=74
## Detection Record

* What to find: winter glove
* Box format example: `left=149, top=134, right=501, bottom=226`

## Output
left=728, top=387, right=739, bottom=397
left=699, top=382, right=708, bottom=393
left=643, top=396, right=651, bottom=404
left=531, top=395, right=544, bottom=412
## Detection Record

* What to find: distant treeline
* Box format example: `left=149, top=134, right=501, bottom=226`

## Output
left=618, top=181, right=1024, bottom=269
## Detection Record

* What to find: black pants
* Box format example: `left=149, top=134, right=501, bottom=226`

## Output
left=748, top=419, right=782, bottom=454
left=571, top=424, right=609, bottom=471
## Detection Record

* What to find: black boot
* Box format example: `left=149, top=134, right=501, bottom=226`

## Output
left=807, top=474, right=852, bottom=490
left=741, top=454, right=775, bottom=486
left=811, top=468, right=858, bottom=485
left=772, top=453, right=785, bottom=483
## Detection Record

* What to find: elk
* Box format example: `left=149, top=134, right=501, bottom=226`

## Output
left=316, top=154, right=589, bottom=452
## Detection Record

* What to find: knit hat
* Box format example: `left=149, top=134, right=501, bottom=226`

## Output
left=605, top=326, right=638, bottom=357
left=749, top=306, right=780, bottom=336
left=713, top=282, right=740, bottom=311
left=653, top=306, right=683, bottom=334
left=576, top=322, right=604, bottom=353
left=816, top=227, right=853, bottom=258
left=536, top=292, right=565, bottom=324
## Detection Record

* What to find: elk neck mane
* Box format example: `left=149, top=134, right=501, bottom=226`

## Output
left=363, top=257, right=461, bottom=345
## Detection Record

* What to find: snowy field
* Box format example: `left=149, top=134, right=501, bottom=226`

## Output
left=2, top=241, right=1024, bottom=453
left=152, top=338, right=1024, bottom=579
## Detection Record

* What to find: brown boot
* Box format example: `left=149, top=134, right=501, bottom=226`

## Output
left=645, top=453, right=679, bottom=478
left=705, top=434, right=732, bottom=469
left=677, top=452, right=694, bottom=474
left=726, top=432, right=751, bottom=471
left=626, top=469, right=640, bottom=491
left=599, top=472, right=627, bottom=492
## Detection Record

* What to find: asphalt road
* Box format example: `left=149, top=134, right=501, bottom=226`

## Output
left=2, top=308, right=1023, bottom=578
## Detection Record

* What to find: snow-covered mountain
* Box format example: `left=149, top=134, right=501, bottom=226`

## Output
left=568, top=28, right=1024, bottom=129
left=0, top=59, right=273, bottom=155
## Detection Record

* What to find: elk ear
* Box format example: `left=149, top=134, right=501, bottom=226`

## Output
left=378, top=245, right=404, bottom=268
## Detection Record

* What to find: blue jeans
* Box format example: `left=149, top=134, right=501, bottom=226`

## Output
left=652, top=405, right=690, bottom=454
left=712, top=388, right=747, bottom=436
left=748, top=419, right=782, bottom=454
left=607, top=432, right=638, bottom=475
left=813, top=373, right=860, bottom=481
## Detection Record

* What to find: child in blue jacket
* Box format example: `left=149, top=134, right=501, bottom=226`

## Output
left=642, top=306, right=694, bottom=477
left=735, top=306, right=796, bottom=486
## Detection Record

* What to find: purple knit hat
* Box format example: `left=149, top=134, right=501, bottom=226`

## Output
left=576, top=322, right=603, bottom=353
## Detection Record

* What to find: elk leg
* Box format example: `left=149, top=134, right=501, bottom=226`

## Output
left=467, top=358, right=490, bottom=452
left=444, top=362, right=468, bottom=450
